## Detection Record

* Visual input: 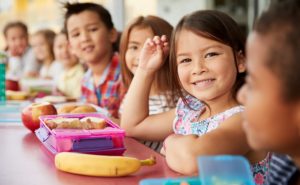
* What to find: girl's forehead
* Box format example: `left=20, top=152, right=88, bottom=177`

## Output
left=6, top=27, right=26, bottom=36
left=55, top=34, right=67, bottom=41
left=175, top=30, right=227, bottom=52
left=130, top=26, right=153, bottom=35
left=32, top=34, right=45, bottom=40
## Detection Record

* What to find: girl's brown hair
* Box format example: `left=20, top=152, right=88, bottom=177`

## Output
left=119, top=15, right=177, bottom=106
left=3, top=21, right=28, bottom=38
left=33, top=29, right=56, bottom=62
left=169, top=10, right=246, bottom=106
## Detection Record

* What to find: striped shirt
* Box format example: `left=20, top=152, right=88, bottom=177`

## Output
left=142, top=95, right=175, bottom=152
left=119, top=94, right=176, bottom=152
left=267, top=154, right=299, bottom=185
left=81, top=54, right=126, bottom=118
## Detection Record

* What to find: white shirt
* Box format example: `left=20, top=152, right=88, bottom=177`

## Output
left=6, top=47, right=40, bottom=79
left=39, top=60, right=64, bottom=82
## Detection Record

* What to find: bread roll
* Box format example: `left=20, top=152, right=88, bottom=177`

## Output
left=45, top=117, right=106, bottom=130
left=70, top=105, right=97, bottom=114
left=57, top=104, right=78, bottom=114
left=6, top=90, right=28, bottom=100
left=80, top=117, right=106, bottom=129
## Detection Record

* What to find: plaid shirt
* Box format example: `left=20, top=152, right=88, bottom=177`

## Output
left=81, top=54, right=126, bottom=118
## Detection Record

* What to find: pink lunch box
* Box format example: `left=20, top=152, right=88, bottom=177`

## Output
left=35, top=113, right=125, bottom=155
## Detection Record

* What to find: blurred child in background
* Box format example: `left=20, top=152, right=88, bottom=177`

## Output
left=119, top=15, right=177, bottom=152
left=3, top=21, right=40, bottom=79
left=121, top=10, right=269, bottom=184
left=54, top=31, right=85, bottom=99
left=31, top=29, right=63, bottom=81
left=64, top=2, right=126, bottom=118
left=238, top=0, right=300, bottom=184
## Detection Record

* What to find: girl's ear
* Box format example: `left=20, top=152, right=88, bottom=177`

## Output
left=236, top=51, right=246, bottom=73
left=109, top=28, right=118, bottom=43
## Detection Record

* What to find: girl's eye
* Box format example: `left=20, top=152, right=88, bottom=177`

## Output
left=179, top=58, right=192, bottom=64
left=70, top=32, right=80, bottom=38
left=204, top=52, right=219, bottom=58
left=128, top=45, right=138, bottom=50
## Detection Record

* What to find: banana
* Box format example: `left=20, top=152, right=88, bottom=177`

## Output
left=55, top=152, right=156, bottom=177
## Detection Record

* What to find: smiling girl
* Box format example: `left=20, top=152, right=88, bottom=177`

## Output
left=120, top=10, right=269, bottom=184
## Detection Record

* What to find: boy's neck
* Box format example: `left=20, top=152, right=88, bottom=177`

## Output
left=89, top=53, right=112, bottom=83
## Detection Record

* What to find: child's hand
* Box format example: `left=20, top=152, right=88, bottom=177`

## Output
left=138, top=35, right=169, bottom=74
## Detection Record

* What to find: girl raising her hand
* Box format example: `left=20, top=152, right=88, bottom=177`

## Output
left=121, top=10, right=269, bottom=184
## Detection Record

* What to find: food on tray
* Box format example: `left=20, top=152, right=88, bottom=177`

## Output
left=45, top=116, right=106, bottom=130
left=57, top=104, right=97, bottom=114
left=6, top=90, right=29, bottom=100
left=70, top=105, right=97, bottom=114
left=57, top=104, right=78, bottom=114
left=35, top=95, right=67, bottom=104
left=80, top=117, right=106, bottom=129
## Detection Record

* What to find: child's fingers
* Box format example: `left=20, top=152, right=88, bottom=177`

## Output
left=161, top=35, right=167, bottom=42
left=153, top=36, right=161, bottom=45
left=156, top=44, right=163, bottom=54
left=145, top=38, right=154, bottom=47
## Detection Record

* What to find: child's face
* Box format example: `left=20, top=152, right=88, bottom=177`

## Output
left=54, top=34, right=77, bottom=68
left=238, top=32, right=300, bottom=153
left=5, top=27, right=28, bottom=56
left=67, top=10, right=116, bottom=64
left=31, top=34, right=52, bottom=62
left=176, top=29, right=245, bottom=102
left=125, top=26, right=154, bottom=74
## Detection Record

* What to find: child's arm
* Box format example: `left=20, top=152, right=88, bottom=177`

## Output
left=120, top=36, right=174, bottom=141
left=164, top=113, right=250, bottom=175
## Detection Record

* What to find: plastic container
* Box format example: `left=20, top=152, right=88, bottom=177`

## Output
left=198, top=155, right=255, bottom=185
left=140, top=177, right=200, bottom=185
left=35, top=113, right=125, bottom=155
left=139, top=155, right=255, bottom=185
left=0, top=52, right=7, bottom=103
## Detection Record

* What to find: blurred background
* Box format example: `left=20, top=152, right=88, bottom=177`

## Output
left=0, top=0, right=272, bottom=50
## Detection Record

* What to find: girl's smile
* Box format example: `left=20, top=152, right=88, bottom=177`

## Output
left=191, top=78, right=216, bottom=90
left=176, top=29, right=244, bottom=103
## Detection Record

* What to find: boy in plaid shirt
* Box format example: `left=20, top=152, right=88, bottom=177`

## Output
left=64, top=3, right=126, bottom=118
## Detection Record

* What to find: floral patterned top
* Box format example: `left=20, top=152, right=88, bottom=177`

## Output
left=173, top=95, right=270, bottom=185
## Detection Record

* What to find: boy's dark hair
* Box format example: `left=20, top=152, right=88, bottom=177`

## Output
left=169, top=10, right=246, bottom=105
left=254, top=0, right=300, bottom=101
left=3, top=21, right=28, bottom=37
left=64, top=2, right=114, bottom=32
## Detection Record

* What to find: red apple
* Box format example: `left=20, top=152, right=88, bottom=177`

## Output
left=6, top=79, right=20, bottom=91
left=21, top=102, right=57, bottom=132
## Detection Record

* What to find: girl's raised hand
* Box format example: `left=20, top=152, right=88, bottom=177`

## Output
left=138, top=35, right=169, bottom=74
